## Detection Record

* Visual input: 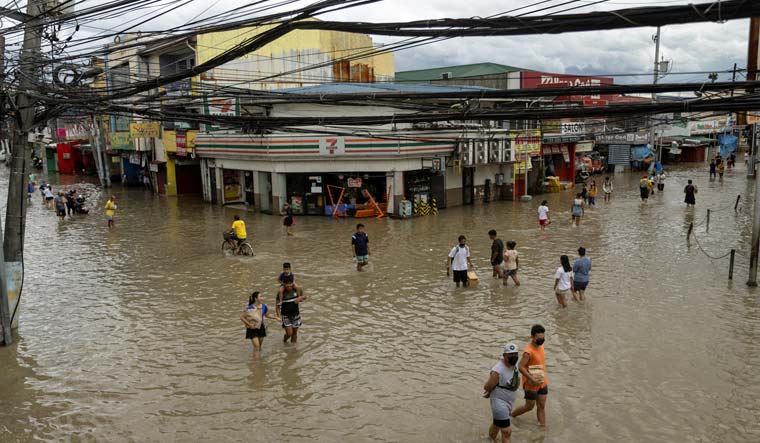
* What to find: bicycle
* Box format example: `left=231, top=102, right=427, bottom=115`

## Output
left=222, top=236, right=254, bottom=256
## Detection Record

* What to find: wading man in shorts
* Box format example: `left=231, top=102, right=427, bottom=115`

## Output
left=447, top=235, right=472, bottom=288
left=512, top=325, right=548, bottom=426
left=276, top=277, right=307, bottom=344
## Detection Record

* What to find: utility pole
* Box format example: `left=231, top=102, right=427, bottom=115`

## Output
left=749, top=130, right=760, bottom=286
left=649, top=27, right=661, bottom=164
left=2, top=0, right=43, bottom=339
left=0, top=35, right=12, bottom=346
left=746, top=18, right=760, bottom=173
left=91, top=114, right=107, bottom=187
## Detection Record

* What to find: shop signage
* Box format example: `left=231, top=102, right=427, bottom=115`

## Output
left=521, top=71, right=614, bottom=103
left=543, top=134, right=581, bottom=144
left=432, top=158, right=442, bottom=171
left=595, top=132, right=649, bottom=145
left=204, top=97, right=240, bottom=116
left=57, top=117, right=94, bottom=141
left=561, top=122, right=586, bottom=135
left=688, top=120, right=719, bottom=135
left=575, top=141, right=595, bottom=152
left=109, top=132, right=133, bottom=150
left=319, top=136, right=345, bottom=156
left=513, top=159, right=532, bottom=175
left=347, top=177, right=362, bottom=188
left=513, top=135, right=541, bottom=156
left=176, top=131, right=188, bottom=157
left=129, top=122, right=161, bottom=139
left=149, top=163, right=159, bottom=173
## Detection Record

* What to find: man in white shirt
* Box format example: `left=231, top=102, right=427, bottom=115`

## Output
left=447, top=235, right=473, bottom=287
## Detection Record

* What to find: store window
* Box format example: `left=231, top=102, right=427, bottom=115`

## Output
left=223, top=169, right=243, bottom=203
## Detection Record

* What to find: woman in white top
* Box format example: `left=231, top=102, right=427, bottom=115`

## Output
left=554, top=255, right=574, bottom=308
left=602, top=177, right=613, bottom=202
left=483, top=343, right=520, bottom=443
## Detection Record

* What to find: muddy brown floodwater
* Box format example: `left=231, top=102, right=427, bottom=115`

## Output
left=1, top=163, right=760, bottom=442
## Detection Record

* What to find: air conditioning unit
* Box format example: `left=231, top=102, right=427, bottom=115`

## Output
left=475, top=140, right=488, bottom=165
left=460, top=140, right=474, bottom=166
left=504, top=139, right=515, bottom=162
left=489, top=139, right=503, bottom=163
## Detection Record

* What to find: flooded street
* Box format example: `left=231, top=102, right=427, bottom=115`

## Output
left=1, top=163, right=759, bottom=442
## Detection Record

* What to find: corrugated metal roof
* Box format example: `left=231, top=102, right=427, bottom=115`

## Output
left=395, top=63, right=524, bottom=82
left=273, top=82, right=496, bottom=94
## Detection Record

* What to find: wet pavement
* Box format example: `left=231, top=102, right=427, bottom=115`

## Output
left=1, top=163, right=759, bottom=442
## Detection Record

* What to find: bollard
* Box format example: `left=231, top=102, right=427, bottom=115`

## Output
left=735, top=194, right=742, bottom=212
left=706, top=209, right=711, bottom=232
left=729, top=249, right=736, bottom=280
left=687, top=222, right=693, bottom=238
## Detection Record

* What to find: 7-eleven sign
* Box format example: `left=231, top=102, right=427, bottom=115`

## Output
left=319, top=136, right=345, bottom=156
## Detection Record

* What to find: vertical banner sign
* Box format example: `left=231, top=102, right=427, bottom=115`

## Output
left=176, top=130, right=188, bottom=157
left=5, top=262, right=22, bottom=328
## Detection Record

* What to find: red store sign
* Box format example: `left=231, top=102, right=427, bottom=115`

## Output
left=521, top=71, right=614, bottom=105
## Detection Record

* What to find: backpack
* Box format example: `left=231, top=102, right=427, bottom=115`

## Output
left=640, top=179, right=649, bottom=189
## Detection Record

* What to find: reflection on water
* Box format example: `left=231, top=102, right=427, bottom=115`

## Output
left=1, top=164, right=760, bottom=442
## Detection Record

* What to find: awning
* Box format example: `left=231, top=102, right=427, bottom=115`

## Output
left=150, top=160, right=166, bottom=165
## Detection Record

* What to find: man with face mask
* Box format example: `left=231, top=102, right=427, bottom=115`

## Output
left=483, top=343, right=520, bottom=443
left=511, top=324, right=548, bottom=426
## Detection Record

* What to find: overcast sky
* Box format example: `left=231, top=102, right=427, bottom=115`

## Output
left=322, top=0, right=750, bottom=84
left=3, top=0, right=750, bottom=84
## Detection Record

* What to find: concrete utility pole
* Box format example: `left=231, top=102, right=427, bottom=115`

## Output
left=0, top=35, right=12, bottom=346
left=91, top=114, right=107, bottom=187
left=746, top=18, right=760, bottom=174
left=649, top=27, right=661, bottom=163
left=750, top=124, right=760, bottom=287
left=2, top=0, right=44, bottom=341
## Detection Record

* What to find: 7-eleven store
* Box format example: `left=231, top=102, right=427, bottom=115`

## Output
left=194, top=132, right=459, bottom=216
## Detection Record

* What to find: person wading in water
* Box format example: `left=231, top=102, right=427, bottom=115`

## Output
left=276, top=277, right=307, bottom=344
left=483, top=343, right=521, bottom=443
left=512, top=325, right=549, bottom=427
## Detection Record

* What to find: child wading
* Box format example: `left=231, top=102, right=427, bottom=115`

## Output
left=538, top=200, right=550, bottom=231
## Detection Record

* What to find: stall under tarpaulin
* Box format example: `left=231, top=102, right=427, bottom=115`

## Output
left=631, top=145, right=654, bottom=161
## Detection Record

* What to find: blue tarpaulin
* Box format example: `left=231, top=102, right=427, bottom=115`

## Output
left=631, top=145, right=654, bottom=161
left=718, top=133, right=738, bottom=158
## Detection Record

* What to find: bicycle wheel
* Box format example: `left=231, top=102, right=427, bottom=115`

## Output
left=239, top=242, right=254, bottom=257
left=222, top=241, right=235, bottom=256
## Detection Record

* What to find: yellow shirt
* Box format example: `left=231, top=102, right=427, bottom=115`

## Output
left=231, top=220, right=247, bottom=239
left=105, top=199, right=115, bottom=216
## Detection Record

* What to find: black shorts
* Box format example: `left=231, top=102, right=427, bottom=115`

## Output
left=283, top=216, right=293, bottom=227
left=491, top=259, right=503, bottom=267
left=575, top=281, right=589, bottom=291
left=492, top=418, right=510, bottom=428
left=453, top=270, right=468, bottom=283
left=524, top=385, right=548, bottom=400
left=246, top=325, right=266, bottom=339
